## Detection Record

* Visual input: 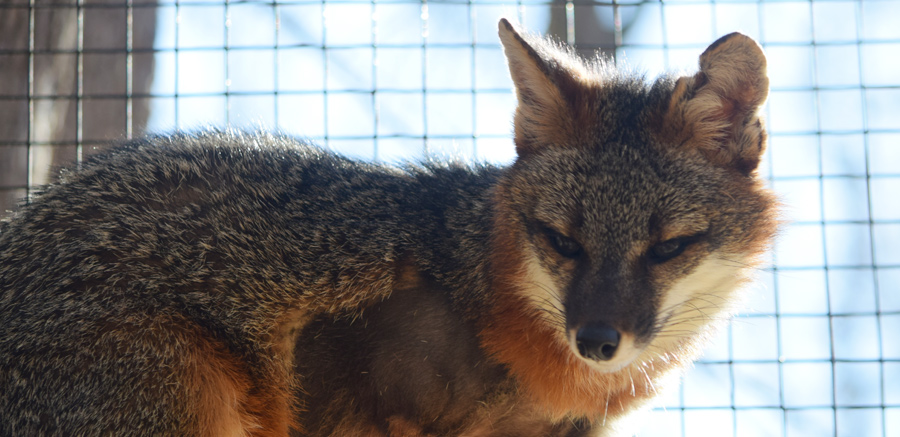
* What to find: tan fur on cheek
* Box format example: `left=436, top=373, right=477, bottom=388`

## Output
left=651, top=254, right=751, bottom=358
left=520, top=254, right=569, bottom=346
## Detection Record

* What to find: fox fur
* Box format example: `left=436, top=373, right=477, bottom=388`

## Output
left=0, top=19, right=778, bottom=436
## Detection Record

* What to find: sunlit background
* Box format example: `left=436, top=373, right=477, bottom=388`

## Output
left=1, top=1, right=898, bottom=436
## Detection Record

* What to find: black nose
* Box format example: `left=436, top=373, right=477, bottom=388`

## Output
left=575, top=323, right=620, bottom=361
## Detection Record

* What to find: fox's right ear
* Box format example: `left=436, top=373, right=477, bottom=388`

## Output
left=661, top=33, right=770, bottom=175
left=498, top=19, right=593, bottom=157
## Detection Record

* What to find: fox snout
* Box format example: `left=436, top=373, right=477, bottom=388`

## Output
left=568, top=319, right=650, bottom=374
left=572, top=322, right=620, bottom=361
left=567, top=318, right=644, bottom=371
left=559, top=261, right=658, bottom=370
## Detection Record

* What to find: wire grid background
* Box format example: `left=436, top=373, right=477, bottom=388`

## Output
left=1, top=0, right=898, bottom=436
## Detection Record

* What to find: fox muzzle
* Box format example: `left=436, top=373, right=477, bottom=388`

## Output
left=573, top=322, right=620, bottom=361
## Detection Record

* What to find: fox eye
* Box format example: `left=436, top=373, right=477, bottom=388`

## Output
left=544, top=227, right=582, bottom=258
left=649, top=236, right=696, bottom=263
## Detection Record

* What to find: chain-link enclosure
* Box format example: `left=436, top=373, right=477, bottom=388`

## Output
left=1, top=1, right=897, bottom=435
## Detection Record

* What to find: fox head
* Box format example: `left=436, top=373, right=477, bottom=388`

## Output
left=482, top=19, right=779, bottom=420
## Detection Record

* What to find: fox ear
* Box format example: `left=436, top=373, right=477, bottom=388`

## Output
left=498, top=18, right=591, bottom=157
left=663, top=32, right=769, bottom=175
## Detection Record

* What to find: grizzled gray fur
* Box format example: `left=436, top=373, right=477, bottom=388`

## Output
left=0, top=19, right=778, bottom=437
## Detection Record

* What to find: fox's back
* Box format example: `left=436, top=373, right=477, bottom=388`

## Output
left=0, top=130, right=501, bottom=434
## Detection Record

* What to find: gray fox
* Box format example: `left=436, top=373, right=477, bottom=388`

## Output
left=0, top=19, right=778, bottom=436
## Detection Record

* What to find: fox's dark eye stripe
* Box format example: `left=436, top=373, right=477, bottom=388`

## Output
left=543, top=227, right=582, bottom=258
left=649, top=235, right=702, bottom=263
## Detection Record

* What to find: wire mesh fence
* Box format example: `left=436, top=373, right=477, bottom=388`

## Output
left=1, top=1, right=898, bottom=436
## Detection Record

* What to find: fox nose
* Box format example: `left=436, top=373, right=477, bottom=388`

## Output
left=575, top=322, right=620, bottom=361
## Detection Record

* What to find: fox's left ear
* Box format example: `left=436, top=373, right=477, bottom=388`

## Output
left=662, top=33, right=769, bottom=175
